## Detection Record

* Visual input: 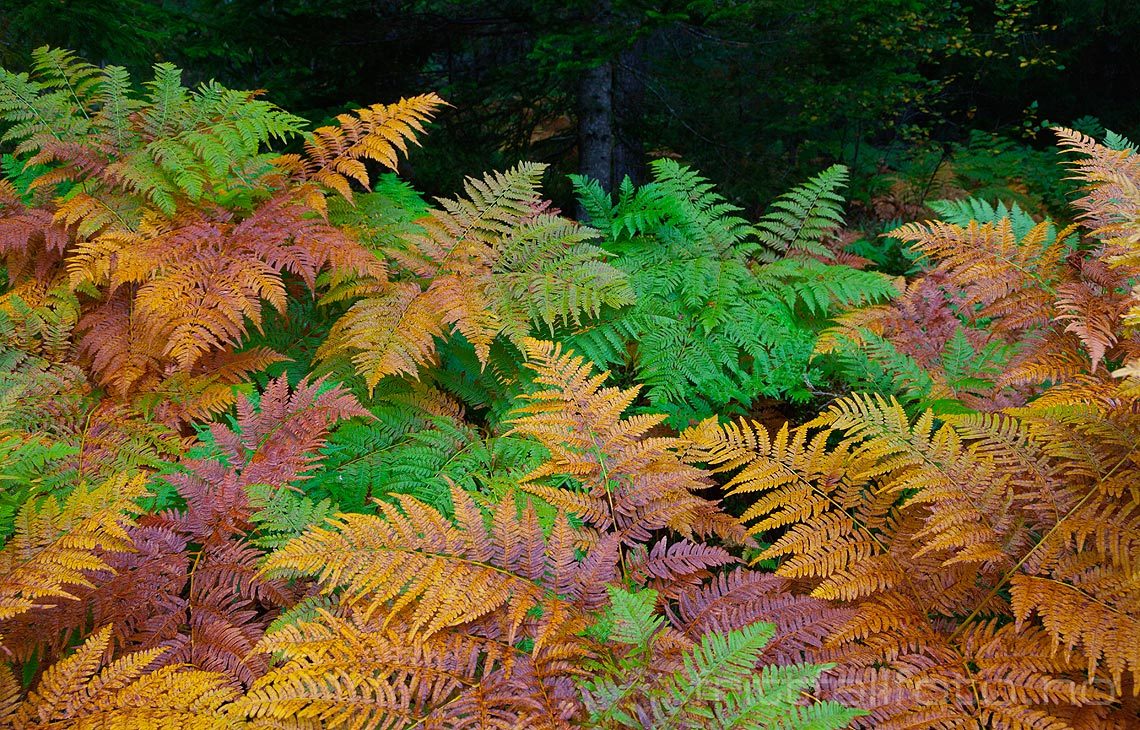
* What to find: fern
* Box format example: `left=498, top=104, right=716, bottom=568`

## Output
left=568, top=161, right=895, bottom=423
left=580, top=588, right=858, bottom=730
left=509, top=338, right=747, bottom=546
left=755, top=164, right=849, bottom=259
left=0, top=626, right=236, bottom=728
left=0, top=473, right=146, bottom=625
left=320, top=162, right=631, bottom=388
left=0, top=51, right=437, bottom=419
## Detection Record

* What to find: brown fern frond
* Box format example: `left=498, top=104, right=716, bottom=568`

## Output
left=0, top=523, right=190, bottom=665
left=0, top=190, right=68, bottom=284
left=158, top=376, right=366, bottom=541
left=1057, top=127, right=1140, bottom=256
left=1054, top=279, right=1130, bottom=368
left=1011, top=575, right=1140, bottom=692
left=75, top=291, right=165, bottom=396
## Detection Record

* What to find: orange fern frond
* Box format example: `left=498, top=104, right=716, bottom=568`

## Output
left=299, top=93, right=446, bottom=206
left=3, top=625, right=236, bottom=729
left=509, top=338, right=747, bottom=547
left=261, top=485, right=568, bottom=639
left=891, top=216, right=1065, bottom=333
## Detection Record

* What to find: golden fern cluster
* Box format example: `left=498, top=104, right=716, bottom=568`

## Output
left=2, top=337, right=845, bottom=729
left=681, top=129, right=1140, bottom=728
left=0, top=49, right=443, bottom=421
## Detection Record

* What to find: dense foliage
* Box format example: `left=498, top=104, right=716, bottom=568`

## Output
left=1, top=48, right=1139, bottom=729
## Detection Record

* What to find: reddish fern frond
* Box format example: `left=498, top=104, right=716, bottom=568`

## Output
left=75, top=291, right=165, bottom=396
left=509, top=338, right=747, bottom=547
left=37, top=378, right=367, bottom=688
left=214, top=375, right=369, bottom=488
left=820, top=619, right=1111, bottom=729
left=0, top=191, right=68, bottom=284
left=164, top=537, right=286, bottom=688
left=626, top=537, right=737, bottom=600
left=1055, top=278, right=1130, bottom=367
left=891, top=215, right=1066, bottom=333
left=667, top=568, right=851, bottom=665
left=159, top=376, right=366, bottom=541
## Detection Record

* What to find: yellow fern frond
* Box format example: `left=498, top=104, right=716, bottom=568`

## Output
left=510, top=339, right=747, bottom=546
left=317, top=281, right=444, bottom=389
left=302, top=93, right=447, bottom=202
left=0, top=665, right=18, bottom=726
left=0, top=473, right=146, bottom=624
left=52, top=191, right=128, bottom=241
left=231, top=608, right=507, bottom=729
left=260, top=486, right=556, bottom=640
left=10, top=625, right=237, bottom=729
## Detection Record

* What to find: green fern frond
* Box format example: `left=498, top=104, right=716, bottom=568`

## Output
left=248, top=484, right=336, bottom=550
left=649, top=621, right=776, bottom=728
left=712, top=666, right=860, bottom=730
left=755, top=258, right=899, bottom=317
left=755, top=164, right=848, bottom=258
left=605, top=586, right=666, bottom=648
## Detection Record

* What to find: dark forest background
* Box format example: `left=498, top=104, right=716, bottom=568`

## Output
left=4, top=0, right=1137, bottom=212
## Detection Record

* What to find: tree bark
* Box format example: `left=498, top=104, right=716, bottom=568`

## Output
left=577, top=60, right=614, bottom=194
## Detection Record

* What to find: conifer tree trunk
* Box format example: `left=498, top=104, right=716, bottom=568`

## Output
left=578, top=61, right=614, bottom=193
left=576, top=0, right=615, bottom=203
